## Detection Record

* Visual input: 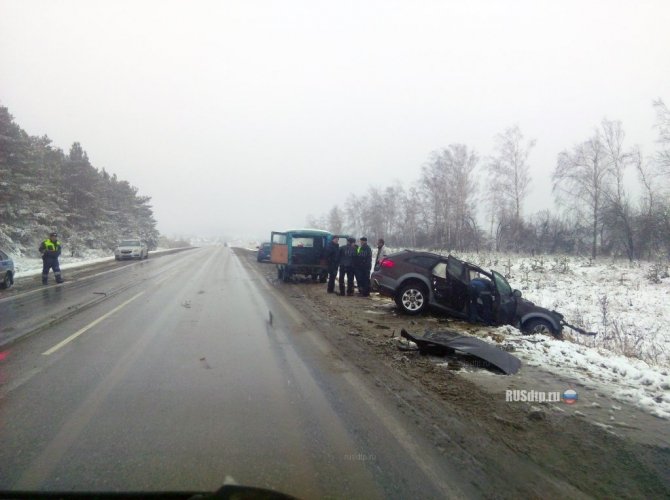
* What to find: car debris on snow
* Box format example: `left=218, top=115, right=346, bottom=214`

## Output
left=400, top=328, right=522, bottom=375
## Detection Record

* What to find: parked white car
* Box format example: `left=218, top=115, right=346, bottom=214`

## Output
left=114, top=239, right=148, bottom=260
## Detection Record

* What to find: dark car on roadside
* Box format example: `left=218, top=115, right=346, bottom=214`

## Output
left=0, top=249, right=15, bottom=289
left=371, top=250, right=566, bottom=336
left=257, top=242, right=272, bottom=262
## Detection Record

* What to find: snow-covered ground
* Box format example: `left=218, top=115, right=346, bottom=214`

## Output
left=476, top=324, right=669, bottom=420
left=395, top=250, right=670, bottom=420
left=9, top=247, right=180, bottom=278
left=11, top=249, right=113, bottom=278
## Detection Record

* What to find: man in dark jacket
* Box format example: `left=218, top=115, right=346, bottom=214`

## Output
left=338, top=237, right=356, bottom=296
left=354, top=237, right=373, bottom=296
left=39, top=231, right=63, bottom=285
left=324, top=236, right=340, bottom=293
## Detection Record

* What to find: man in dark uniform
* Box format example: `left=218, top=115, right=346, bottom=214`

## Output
left=39, top=231, right=63, bottom=285
left=354, top=237, right=373, bottom=296
left=338, top=237, right=356, bottom=296
left=324, top=235, right=340, bottom=293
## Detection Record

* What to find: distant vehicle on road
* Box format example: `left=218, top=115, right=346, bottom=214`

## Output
left=270, top=229, right=348, bottom=282
left=0, top=249, right=14, bottom=289
left=257, top=242, right=271, bottom=262
left=114, top=239, right=148, bottom=260
left=372, top=250, right=566, bottom=336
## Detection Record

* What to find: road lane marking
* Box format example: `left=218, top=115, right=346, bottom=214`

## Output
left=42, top=291, right=145, bottom=356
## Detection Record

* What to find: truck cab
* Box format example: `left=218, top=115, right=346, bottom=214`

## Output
left=271, top=229, right=347, bottom=282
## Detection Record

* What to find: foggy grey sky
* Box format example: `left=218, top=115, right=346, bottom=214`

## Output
left=1, top=0, right=668, bottom=240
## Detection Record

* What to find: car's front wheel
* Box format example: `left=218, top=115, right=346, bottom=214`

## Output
left=395, top=281, right=428, bottom=315
left=523, top=318, right=558, bottom=337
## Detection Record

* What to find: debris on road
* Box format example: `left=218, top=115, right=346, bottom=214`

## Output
left=400, top=328, right=522, bottom=375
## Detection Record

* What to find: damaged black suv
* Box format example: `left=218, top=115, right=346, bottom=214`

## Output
left=371, top=250, right=567, bottom=336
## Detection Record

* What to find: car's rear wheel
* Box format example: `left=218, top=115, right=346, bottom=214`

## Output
left=523, top=318, right=557, bottom=336
left=395, top=281, right=428, bottom=315
left=0, top=272, right=11, bottom=289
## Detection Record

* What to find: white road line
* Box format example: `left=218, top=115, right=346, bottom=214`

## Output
left=42, top=291, right=146, bottom=356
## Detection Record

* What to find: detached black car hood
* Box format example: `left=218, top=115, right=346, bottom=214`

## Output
left=401, top=329, right=521, bottom=375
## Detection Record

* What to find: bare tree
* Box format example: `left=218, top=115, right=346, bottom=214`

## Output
left=397, top=185, right=422, bottom=247
left=344, top=193, right=363, bottom=237
left=600, top=119, right=637, bottom=260
left=327, top=205, right=344, bottom=233
left=554, top=132, right=610, bottom=259
left=653, top=98, right=670, bottom=175
left=444, top=144, right=479, bottom=250
left=419, top=144, right=478, bottom=250
left=487, top=125, right=536, bottom=249
left=420, top=151, right=449, bottom=245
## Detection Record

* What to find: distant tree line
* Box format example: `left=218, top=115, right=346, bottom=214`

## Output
left=0, top=106, right=159, bottom=255
left=308, top=100, right=670, bottom=261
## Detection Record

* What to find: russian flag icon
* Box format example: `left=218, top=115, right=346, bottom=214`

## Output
left=562, top=389, right=578, bottom=404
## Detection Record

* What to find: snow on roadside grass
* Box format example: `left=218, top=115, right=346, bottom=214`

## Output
left=10, top=247, right=179, bottom=278
left=483, top=325, right=670, bottom=420
left=12, top=249, right=113, bottom=278
left=384, top=248, right=670, bottom=418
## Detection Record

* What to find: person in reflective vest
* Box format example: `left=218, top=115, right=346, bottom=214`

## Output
left=39, top=231, right=63, bottom=285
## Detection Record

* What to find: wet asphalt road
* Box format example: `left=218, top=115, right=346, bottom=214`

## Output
left=0, top=246, right=457, bottom=499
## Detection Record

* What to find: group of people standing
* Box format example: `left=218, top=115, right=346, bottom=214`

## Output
left=324, top=237, right=387, bottom=297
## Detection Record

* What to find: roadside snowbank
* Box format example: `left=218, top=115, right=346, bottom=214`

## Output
left=10, top=247, right=181, bottom=278
left=485, top=325, right=670, bottom=420
left=384, top=248, right=670, bottom=419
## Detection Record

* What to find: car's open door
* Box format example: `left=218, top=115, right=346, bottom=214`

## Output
left=270, top=231, right=289, bottom=264
left=491, top=270, right=516, bottom=325
left=431, top=255, right=469, bottom=317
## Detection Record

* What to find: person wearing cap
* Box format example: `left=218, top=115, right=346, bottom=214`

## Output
left=338, top=237, right=356, bottom=296
left=354, top=237, right=373, bottom=297
left=39, top=231, right=63, bottom=285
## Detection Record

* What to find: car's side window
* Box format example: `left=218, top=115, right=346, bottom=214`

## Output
left=432, top=262, right=447, bottom=279
left=408, top=256, right=438, bottom=269
left=447, top=256, right=464, bottom=280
